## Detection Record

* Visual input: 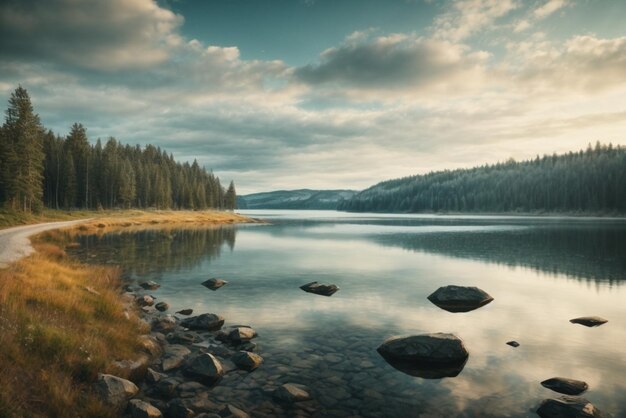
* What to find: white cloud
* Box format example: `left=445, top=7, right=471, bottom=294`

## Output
left=534, top=0, right=569, bottom=19
left=432, top=0, right=519, bottom=42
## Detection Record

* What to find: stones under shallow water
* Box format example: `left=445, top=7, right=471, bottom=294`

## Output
left=427, top=285, right=494, bottom=313
left=541, top=377, right=589, bottom=395
left=536, top=396, right=608, bottom=418
left=219, top=404, right=250, bottom=418
left=176, top=309, right=193, bottom=316
left=273, top=383, right=312, bottom=403
left=140, top=281, right=161, bottom=290
left=181, top=313, right=225, bottom=331
left=232, top=351, right=264, bottom=371
left=569, top=316, right=608, bottom=327
left=300, top=281, right=339, bottom=296
left=184, top=353, right=224, bottom=384
left=506, top=341, right=520, bottom=347
left=377, top=333, right=469, bottom=379
left=202, top=278, right=228, bottom=290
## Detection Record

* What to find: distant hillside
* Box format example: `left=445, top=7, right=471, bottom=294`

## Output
left=338, top=143, right=626, bottom=214
left=238, top=189, right=358, bottom=210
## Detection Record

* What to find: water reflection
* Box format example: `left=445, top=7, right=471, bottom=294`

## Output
left=72, top=226, right=237, bottom=275
left=71, top=212, right=626, bottom=417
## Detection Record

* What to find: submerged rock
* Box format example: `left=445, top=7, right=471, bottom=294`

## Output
left=273, top=383, right=311, bottom=403
left=541, top=377, right=589, bottom=395
left=506, top=341, right=520, bottom=348
left=219, top=404, right=250, bottom=418
left=536, top=396, right=608, bottom=418
left=176, top=309, right=193, bottom=316
left=569, top=316, right=608, bottom=327
left=377, top=333, right=469, bottom=379
left=94, top=373, right=139, bottom=410
left=232, top=351, right=263, bottom=371
left=181, top=313, right=225, bottom=331
left=427, top=285, right=494, bottom=313
left=140, top=281, right=161, bottom=290
left=184, top=353, right=224, bottom=384
left=202, top=278, right=228, bottom=290
left=300, top=281, right=339, bottom=296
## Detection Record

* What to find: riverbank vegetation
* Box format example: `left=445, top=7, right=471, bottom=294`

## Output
left=0, top=208, right=251, bottom=230
left=0, top=86, right=237, bottom=213
left=0, top=232, right=145, bottom=417
left=339, top=143, right=626, bottom=214
left=0, top=210, right=252, bottom=417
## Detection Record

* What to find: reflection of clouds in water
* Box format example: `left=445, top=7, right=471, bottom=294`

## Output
left=72, top=216, right=626, bottom=417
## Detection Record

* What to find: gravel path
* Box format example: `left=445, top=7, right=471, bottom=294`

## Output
left=0, top=220, right=90, bottom=268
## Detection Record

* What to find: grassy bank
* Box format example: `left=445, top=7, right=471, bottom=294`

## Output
left=0, top=209, right=253, bottom=230
left=0, top=211, right=253, bottom=417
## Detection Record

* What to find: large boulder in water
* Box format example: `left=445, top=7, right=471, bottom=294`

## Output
left=569, top=316, right=608, bottom=327
left=537, top=396, right=609, bottom=418
left=541, top=377, right=589, bottom=395
left=427, top=285, right=493, bottom=312
left=377, top=333, right=469, bottom=379
left=300, top=281, right=339, bottom=296
left=181, top=313, right=224, bottom=331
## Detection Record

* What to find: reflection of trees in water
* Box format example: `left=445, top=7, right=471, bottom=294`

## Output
left=375, top=226, right=626, bottom=284
left=73, top=227, right=237, bottom=275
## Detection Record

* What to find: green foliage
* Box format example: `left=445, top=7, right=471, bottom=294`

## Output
left=0, top=86, right=237, bottom=211
left=339, top=143, right=626, bottom=214
left=0, top=86, right=45, bottom=212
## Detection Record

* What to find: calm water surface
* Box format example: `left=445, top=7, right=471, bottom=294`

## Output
left=73, top=210, right=626, bottom=417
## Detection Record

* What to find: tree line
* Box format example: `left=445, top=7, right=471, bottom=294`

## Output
left=0, top=86, right=237, bottom=212
left=338, top=143, right=626, bottom=214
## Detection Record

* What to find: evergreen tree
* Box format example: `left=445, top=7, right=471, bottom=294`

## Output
left=1, top=86, right=236, bottom=212
left=225, top=181, right=237, bottom=211
left=1, top=86, right=45, bottom=211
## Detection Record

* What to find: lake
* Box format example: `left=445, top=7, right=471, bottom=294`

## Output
left=71, top=210, right=626, bottom=417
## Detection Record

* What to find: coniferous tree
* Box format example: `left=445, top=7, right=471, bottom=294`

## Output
left=1, top=86, right=45, bottom=211
left=225, top=181, right=237, bottom=211
left=1, top=86, right=236, bottom=211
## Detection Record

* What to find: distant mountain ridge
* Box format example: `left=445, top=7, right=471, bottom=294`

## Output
left=238, top=189, right=358, bottom=210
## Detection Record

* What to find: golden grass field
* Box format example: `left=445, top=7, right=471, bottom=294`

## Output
left=0, top=210, right=253, bottom=417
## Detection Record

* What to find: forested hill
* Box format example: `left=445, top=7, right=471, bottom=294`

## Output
left=338, top=144, right=626, bottom=214
left=238, top=189, right=357, bottom=210
left=0, top=86, right=236, bottom=211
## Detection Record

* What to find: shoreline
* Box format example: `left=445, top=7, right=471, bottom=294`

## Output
left=0, top=211, right=256, bottom=417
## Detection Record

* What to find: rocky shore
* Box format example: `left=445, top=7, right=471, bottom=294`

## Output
left=103, top=283, right=323, bottom=418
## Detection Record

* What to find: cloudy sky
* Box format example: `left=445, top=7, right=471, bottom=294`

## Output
left=1, top=0, right=625, bottom=193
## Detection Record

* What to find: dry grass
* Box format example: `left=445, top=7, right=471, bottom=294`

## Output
left=65, top=210, right=255, bottom=235
left=0, top=235, right=148, bottom=418
left=1, top=209, right=254, bottom=230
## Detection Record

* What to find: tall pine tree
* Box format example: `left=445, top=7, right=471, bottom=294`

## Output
left=1, top=86, right=45, bottom=211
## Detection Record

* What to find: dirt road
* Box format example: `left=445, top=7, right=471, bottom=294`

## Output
left=0, top=220, right=88, bottom=268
